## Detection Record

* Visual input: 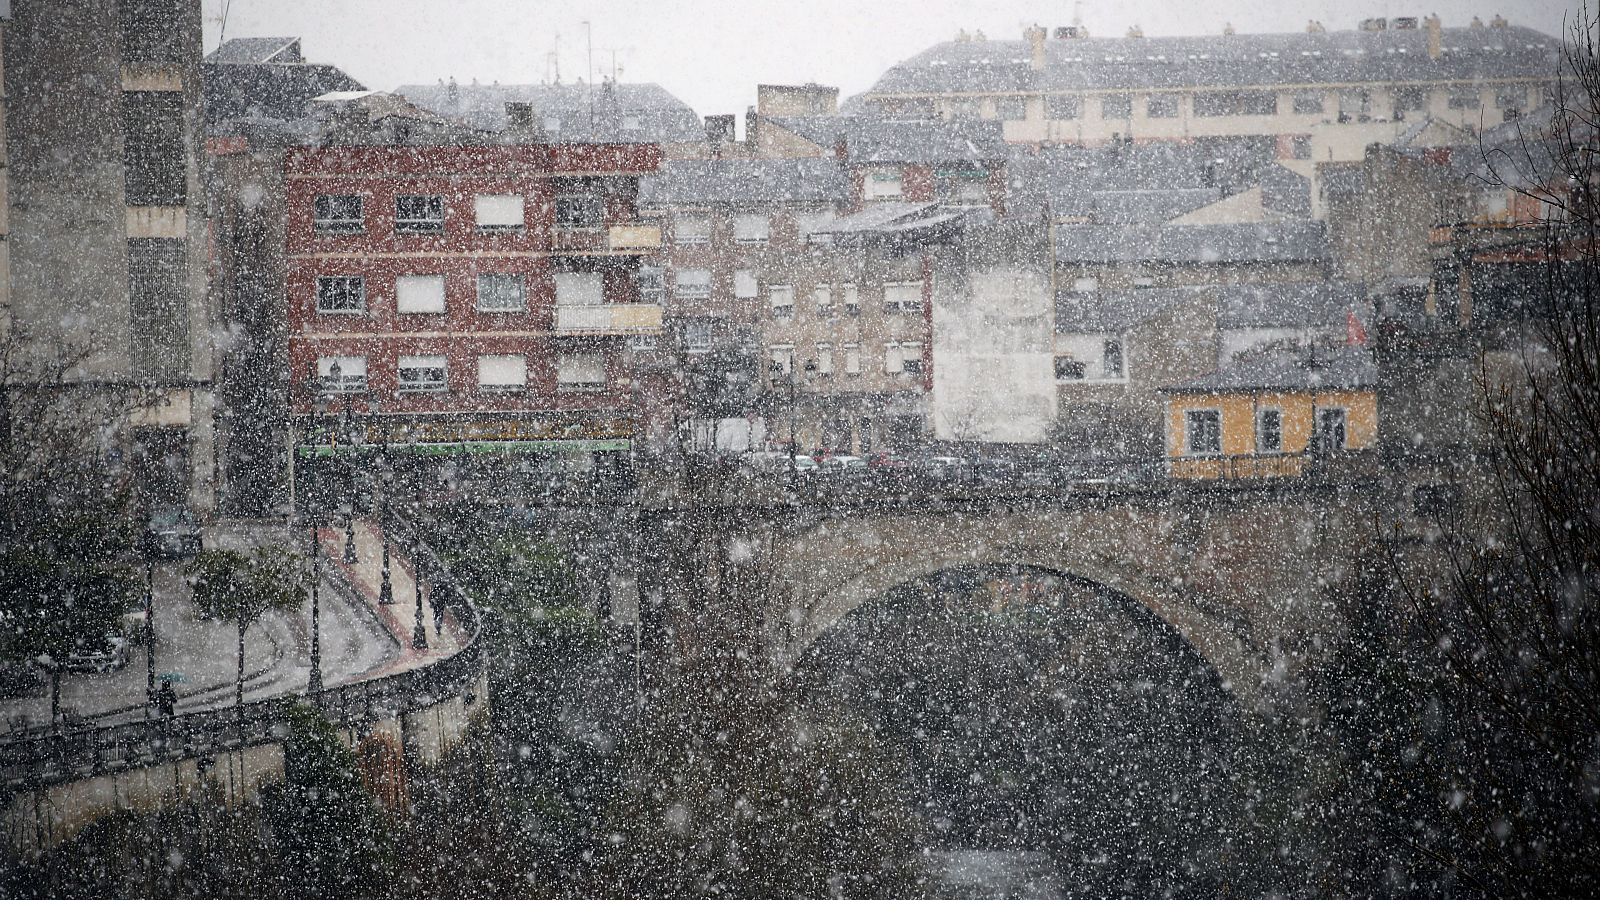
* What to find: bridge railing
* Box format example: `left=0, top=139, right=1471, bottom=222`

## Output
left=0, top=522, right=483, bottom=792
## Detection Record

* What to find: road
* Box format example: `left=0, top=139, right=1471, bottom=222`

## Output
left=0, top=520, right=400, bottom=735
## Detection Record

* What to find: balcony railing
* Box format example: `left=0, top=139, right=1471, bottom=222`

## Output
left=549, top=224, right=662, bottom=253
left=1167, top=449, right=1376, bottom=480
left=554, top=303, right=664, bottom=335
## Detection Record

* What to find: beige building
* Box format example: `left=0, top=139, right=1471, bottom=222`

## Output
left=2, top=0, right=215, bottom=510
left=853, top=15, right=1557, bottom=163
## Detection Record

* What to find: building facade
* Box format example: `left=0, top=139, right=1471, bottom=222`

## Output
left=2, top=0, right=214, bottom=510
left=282, top=136, right=663, bottom=487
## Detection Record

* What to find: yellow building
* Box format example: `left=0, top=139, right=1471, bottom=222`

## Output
left=1162, top=349, right=1377, bottom=479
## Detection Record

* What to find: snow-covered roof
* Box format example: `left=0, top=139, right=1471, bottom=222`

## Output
left=639, top=158, right=845, bottom=208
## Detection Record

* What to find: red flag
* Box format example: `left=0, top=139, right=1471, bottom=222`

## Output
left=1347, top=308, right=1368, bottom=346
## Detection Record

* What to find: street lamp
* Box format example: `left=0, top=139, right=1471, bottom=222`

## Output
left=771, top=356, right=817, bottom=483
left=401, top=427, right=427, bottom=649
left=143, top=544, right=155, bottom=718
left=328, top=360, right=359, bottom=566
left=377, top=438, right=394, bottom=605
left=306, top=386, right=332, bottom=695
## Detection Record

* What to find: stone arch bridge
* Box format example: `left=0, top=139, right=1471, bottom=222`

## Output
left=628, top=476, right=1401, bottom=714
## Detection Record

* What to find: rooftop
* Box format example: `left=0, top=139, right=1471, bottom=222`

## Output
left=861, top=22, right=1559, bottom=98
left=1055, top=220, right=1329, bottom=264
left=639, top=158, right=846, bottom=207
left=1166, top=347, right=1377, bottom=393
left=395, top=81, right=704, bottom=143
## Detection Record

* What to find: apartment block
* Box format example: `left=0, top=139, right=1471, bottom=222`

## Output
left=2, top=0, right=213, bottom=510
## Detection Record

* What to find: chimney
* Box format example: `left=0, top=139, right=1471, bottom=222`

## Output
left=1126, top=24, right=1144, bottom=38
left=1222, top=22, right=1236, bottom=35
left=1025, top=25, right=1047, bottom=70
left=1426, top=14, right=1442, bottom=59
left=705, top=114, right=736, bottom=146
left=1306, top=20, right=1325, bottom=33
left=1490, top=14, right=1508, bottom=29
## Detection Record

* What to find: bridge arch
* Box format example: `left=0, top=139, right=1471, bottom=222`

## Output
left=765, top=508, right=1271, bottom=710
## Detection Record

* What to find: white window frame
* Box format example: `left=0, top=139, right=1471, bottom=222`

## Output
left=769, top=284, right=794, bottom=319
left=768, top=344, right=794, bottom=379
left=843, top=343, right=861, bottom=376
left=397, top=354, right=449, bottom=393
left=884, top=281, right=922, bottom=312
left=477, top=354, right=528, bottom=392
left=813, top=284, right=833, bottom=311
left=395, top=274, right=447, bottom=314
left=1072, top=276, right=1099, bottom=293
left=733, top=214, right=770, bottom=245
left=316, top=275, right=366, bottom=314
left=556, top=353, right=607, bottom=391
left=1185, top=408, right=1223, bottom=456
left=313, top=194, right=364, bottom=234
left=395, top=194, right=444, bottom=234
left=815, top=342, right=834, bottom=375
left=555, top=193, right=605, bottom=230
left=733, top=269, right=759, bottom=299
left=865, top=170, right=904, bottom=200
left=900, top=342, right=924, bottom=376
left=683, top=321, right=714, bottom=354
left=476, top=273, right=527, bottom=312
left=842, top=283, right=860, bottom=315
left=474, top=193, right=525, bottom=231
left=1101, top=337, right=1126, bottom=381
left=675, top=268, right=711, bottom=299
left=674, top=214, right=711, bottom=245
left=316, top=355, right=367, bottom=394
left=1314, top=406, right=1349, bottom=453
left=555, top=271, right=605, bottom=306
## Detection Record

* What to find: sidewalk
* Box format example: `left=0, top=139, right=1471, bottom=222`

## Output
left=320, top=520, right=469, bottom=680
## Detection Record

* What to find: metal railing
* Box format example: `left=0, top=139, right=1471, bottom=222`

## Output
left=0, top=527, right=483, bottom=791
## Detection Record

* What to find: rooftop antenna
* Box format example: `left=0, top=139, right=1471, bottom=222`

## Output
left=1073, top=1, right=1083, bottom=27
left=583, top=20, right=595, bottom=126
left=549, top=32, right=562, bottom=84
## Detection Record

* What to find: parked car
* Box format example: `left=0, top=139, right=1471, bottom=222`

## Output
left=821, top=454, right=868, bottom=474
left=144, top=506, right=201, bottom=558
left=923, top=456, right=970, bottom=481
left=792, top=456, right=820, bottom=475
left=867, top=451, right=911, bottom=471
left=64, top=634, right=129, bottom=673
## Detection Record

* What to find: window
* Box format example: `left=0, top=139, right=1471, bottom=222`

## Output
left=797, top=211, right=835, bottom=245
left=121, top=0, right=185, bottom=64
left=733, top=214, right=770, bottom=244
left=317, top=356, right=367, bottom=393
left=769, top=285, right=795, bottom=319
left=813, top=284, right=833, bottom=311
left=396, top=274, right=446, bottom=314
left=948, top=99, right=981, bottom=120
left=1495, top=87, right=1525, bottom=121
left=314, top=195, right=364, bottom=234
left=843, top=343, right=862, bottom=375
left=996, top=96, right=1026, bottom=121
left=1290, top=134, right=1313, bottom=160
left=398, top=354, right=448, bottom=393
left=636, top=266, right=666, bottom=303
left=1337, top=90, right=1371, bottom=123
left=1314, top=407, right=1348, bottom=453
left=628, top=334, right=658, bottom=351
left=396, top=195, right=444, bottom=234
left=555, top=194, right=604, bottom=229
left=1395, top=87, right=1428, bottom=119
left=734, top=269, right=759, bottom=299
left=1132, top=275, right=1157, bottom=289
left=557, top=353, right=606, bottom=391
left=768, top=345, right=794, bottom=379
left=474, top=194, right=524, bottom=230
left=1447, top=87, right=1481, bottom=110
left=476, top=274, right=526, bottom=311
left=884, top=281, right=922, bottom=312
left=842, top=283, right=860, bottom=315
left=1072, top=276, right=1099, bottom=293
left=477, top=354, right=527, bottom=391
left=1194, top=90, right=1277, bottom=117
left=675, top=214, right=711, bottom=244
left=885, top=342, right=922, bottom=375
left=555, top=271, right=604, bottom=306
left=1047, top=95, right=1082, bottom=120
left=1256, top=407, right=1283, bottom=453
left=1146, top=94, right=1179, bottom=118
left=684, top=322, right=713, bottom=353
left=316, top=275, right=365, bottom=313
left=1054, top=357, right=1086, bottom=380
left=1291, top=91, right=1325, bottom=115
left=1101, top=95, right=1132, bottom=119
left=675, top=268, right=711, bottom=299
left=124, top=92, right=186, bottom=206
left=127, top=238, right=188, bottom=381
left=866, top=171, right=904, bottom=200
left=1185, top=409, right=1222, bottom=455
left=816, top=342, right=834, bottom=375
left=1102, top=339, right=1124, bottom=379
left=1412, top=484, right=1460, bottom=519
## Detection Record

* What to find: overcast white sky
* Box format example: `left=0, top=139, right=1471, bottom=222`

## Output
left=202, top=1, right=1581, bottom=119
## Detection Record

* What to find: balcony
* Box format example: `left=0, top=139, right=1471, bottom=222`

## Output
left=550, top=224, right=663, bottom=254
left=554, top=303, right=664, bottom=335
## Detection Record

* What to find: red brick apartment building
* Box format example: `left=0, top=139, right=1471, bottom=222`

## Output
left=283, top=141, right=665, bottom=464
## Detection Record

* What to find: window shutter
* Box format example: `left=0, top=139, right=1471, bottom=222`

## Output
left=555, top=272, right=604, bottom=306
left=474, top=194, right=524, bottom=229
left=477, top=354, right=527, bottom=389
left=734, top=270, right=758, bottom=298
left=884, top=343, right=903, bottom=374
left=396, top=275, right=446, bottom=313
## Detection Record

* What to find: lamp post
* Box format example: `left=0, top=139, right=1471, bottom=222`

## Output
left=377, top=438, right=394, bottom=605
left=401, top=427, right=427, bottom=649
left=328, top=360, right=358, bottom=565
left=307, top=385, right=331, bottom=696
left=143, top=548, right=155, bottom=718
